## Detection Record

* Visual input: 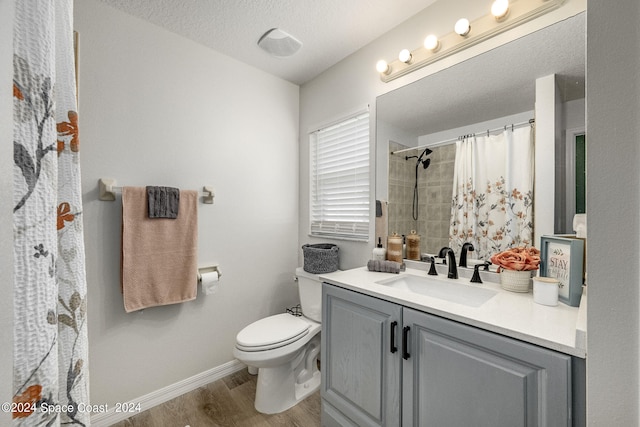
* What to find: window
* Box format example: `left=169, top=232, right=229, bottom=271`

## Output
left=309, top=110, right=370, bottom=241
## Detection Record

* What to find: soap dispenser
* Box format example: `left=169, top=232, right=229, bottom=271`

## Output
left=373, top=237, right=386, bottom=261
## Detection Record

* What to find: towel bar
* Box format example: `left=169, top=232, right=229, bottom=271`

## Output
left=99, top=178, right=214, bottom=204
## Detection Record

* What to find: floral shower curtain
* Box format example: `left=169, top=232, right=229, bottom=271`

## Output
left=449, top=126, right=534, bottom=261
left=13, top=1, right=90, bottom=426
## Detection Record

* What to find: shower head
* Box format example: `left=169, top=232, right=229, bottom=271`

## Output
left=407, top=148, right=433, bottom=221
left=417, top=147, right=432, bottom=160
left=406, top=148, right=433, bottom=169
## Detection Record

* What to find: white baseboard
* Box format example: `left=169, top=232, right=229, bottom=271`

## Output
left=91, top=359, right=246, bottom=427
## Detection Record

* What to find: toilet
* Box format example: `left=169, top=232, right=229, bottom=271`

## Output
left=233, top=267, right=324, bottom=414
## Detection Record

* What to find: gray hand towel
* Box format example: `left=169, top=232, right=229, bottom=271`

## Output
left=376, top=200, right=383, bottom=217
left=367, top=259, right=405, bottom=274
left=147, top=186, right=180, bottom=219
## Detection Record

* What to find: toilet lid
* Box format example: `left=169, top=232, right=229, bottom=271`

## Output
left=237, top=313, right=310, bottom=351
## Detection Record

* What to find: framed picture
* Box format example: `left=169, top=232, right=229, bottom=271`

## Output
left=540, top=235, right=584, bottom=307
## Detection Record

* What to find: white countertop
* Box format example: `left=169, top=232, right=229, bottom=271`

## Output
left=320, top=264, right=586, bottom=358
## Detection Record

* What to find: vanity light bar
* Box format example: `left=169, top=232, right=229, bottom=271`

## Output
left=378, top=0, right=565, bottom=82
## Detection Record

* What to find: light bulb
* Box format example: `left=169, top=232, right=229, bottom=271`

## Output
left=455, top=18, right=471, bottom=36
left=376, top=59, right=390, bottom=74
left=491, top=0, right=509, bottom=19
left=423, top=34, right=440, bottom=52
left=398, top=49, right=412, bottom=64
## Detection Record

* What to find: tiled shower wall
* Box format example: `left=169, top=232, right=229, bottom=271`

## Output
left=388, top=142, right=456, bottom=255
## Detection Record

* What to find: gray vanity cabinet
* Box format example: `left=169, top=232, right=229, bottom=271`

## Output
left=321, top=283, right=402, bottom=427
left=402, top=307, right=572, bottom=427
left=322, top=283, right=577, bottom=427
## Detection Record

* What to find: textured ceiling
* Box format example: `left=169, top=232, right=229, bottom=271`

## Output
left=377, top=12, right=586, bottom=137
left=97, top=0, right=438, bottom=85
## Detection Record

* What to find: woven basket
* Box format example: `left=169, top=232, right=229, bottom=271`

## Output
left=500, top=269, right=534, bottom=293
left=302, top=244, right=339, bottom=274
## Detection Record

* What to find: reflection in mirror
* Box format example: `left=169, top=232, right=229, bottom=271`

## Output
left=388, top=142, right=455, bottom=254
left=377, top=12, right=585, bottom=259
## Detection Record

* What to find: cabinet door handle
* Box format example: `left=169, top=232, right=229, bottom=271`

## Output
left=390, top=321, right=398, bottom=353
left=402, top=326, right=411, bottom=360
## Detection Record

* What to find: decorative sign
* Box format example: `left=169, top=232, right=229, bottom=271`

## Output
left=540, top=235, right=584, bottom=307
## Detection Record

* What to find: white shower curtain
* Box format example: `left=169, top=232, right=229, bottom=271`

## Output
left=13, top=1, right=90, bottom=425
left=449, top=126, right=534, bottom=260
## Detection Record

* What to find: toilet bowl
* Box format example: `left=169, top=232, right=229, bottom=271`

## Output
left=233, top=267, right=325, bottom=414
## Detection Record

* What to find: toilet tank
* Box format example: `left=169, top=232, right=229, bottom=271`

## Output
left=295, top=267, right=323, bottom=322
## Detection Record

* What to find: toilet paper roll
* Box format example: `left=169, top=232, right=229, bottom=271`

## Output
left=200, top=271, right=219, bottom=295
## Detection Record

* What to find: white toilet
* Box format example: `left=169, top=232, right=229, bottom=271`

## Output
left=233, top=267, right=324, bottom=414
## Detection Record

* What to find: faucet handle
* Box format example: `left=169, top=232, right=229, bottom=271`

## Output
left=471, top=264, right=483, bottom=284
left=428, top=257, right=438, bottom=276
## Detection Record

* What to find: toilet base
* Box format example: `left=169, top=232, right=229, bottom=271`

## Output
left=254, top=366, right=320, bottom=414
left=253, top=334, right=321, bottom=414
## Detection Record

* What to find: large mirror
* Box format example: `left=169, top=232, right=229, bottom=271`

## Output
left=376, top=12, right=585, bottom=256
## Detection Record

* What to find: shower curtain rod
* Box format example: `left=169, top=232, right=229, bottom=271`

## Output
left=390, top=118, right=535, bottom=155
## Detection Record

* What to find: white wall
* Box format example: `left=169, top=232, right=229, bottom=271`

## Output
left=564, top=98, right=586, bottom=131
left=75, top=0, right=300, bottom=406
left=587, top=0, right=640, bottom=424
left=376, top=120, right=419, bottom=203
left=0, top=1, right=15, bottom=424
left=535, top=74, right=560, bottom=244
left=299, top=0, right=587, bottom=270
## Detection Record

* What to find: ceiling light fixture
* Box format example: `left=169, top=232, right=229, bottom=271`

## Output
left=376, top=0, right=565, bottom=82
left=454, top=18, right=471, bottom=36
left=257, top=28, right=302, bottom=58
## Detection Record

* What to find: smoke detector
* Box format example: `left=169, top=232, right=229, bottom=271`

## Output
left=257, top=28, right=303, bottom=58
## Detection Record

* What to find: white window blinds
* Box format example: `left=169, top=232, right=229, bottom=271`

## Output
left=310, top=111, right=370, bottom=241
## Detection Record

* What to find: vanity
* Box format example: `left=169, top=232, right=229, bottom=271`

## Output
left=319, top=264, right=586, bottom=427
left=321, top=10, right=588, bottom=427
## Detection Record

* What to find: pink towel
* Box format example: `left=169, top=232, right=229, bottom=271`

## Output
left=121, top=187, right=198, bottom=312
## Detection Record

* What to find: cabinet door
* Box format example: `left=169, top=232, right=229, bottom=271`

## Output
left=402, top=308, right=572, bottom=427
left=322, top=283, right=402, bottom=427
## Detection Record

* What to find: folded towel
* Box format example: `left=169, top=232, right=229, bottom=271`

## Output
left=147, top=186, right=180, bottom=219
left=121, top=187, right=198, bottom=312
left=367, top=259, right=405, bottom=274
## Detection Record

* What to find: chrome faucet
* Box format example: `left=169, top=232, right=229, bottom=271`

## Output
left=459, top=242, right=475, bottom=268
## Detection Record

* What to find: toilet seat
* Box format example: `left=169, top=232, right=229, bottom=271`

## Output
left=236, top=313, right=310, bottom=352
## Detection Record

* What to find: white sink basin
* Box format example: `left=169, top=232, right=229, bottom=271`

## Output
left=375, top=274, right=497, bottom=307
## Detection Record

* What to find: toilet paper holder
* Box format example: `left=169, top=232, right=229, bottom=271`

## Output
left=197, top=265, right=222, bottom=283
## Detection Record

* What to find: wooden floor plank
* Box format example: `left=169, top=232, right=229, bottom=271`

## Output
left=110, top=368, right=321, bottom=427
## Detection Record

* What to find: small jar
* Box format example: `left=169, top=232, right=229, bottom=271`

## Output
left=532, top=277, right=560, bottom=306
left=406, top=230, right=421, bottom=260
left=387, top=233, right=403, bottom=263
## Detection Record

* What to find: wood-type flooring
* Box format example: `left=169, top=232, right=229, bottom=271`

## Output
left=111, top=368, right=321, bottom=427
